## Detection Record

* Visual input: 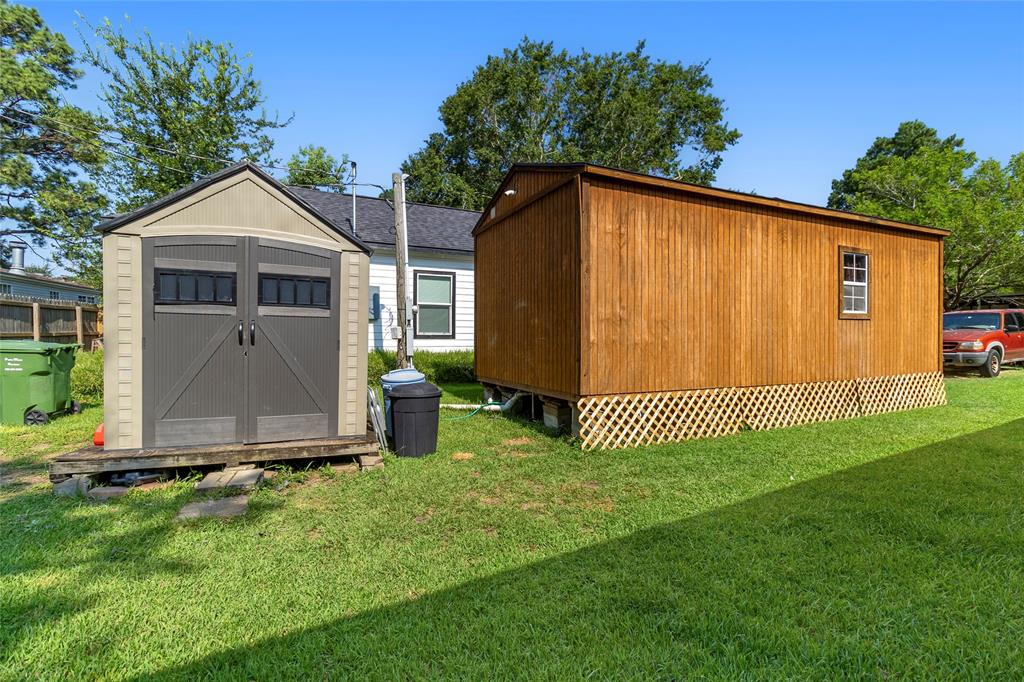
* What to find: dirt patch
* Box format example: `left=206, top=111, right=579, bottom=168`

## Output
left=503, top=437, right=532, bottom=446
left=581, top=481, right=601, bottom=490
left=413, top=507, right=436, bottom=524
left=501, top=450, right=533, bottom=459
left=31, top=443, right=53, bottom=452
left=519, top=501, right=546, bottom=512
left=483, top=526, right=498, bottom=536
left=307, top=527, right=322, bottom=540
left=451, top=452, right=475, bottom=461
left=479, top=497, right=501, bottom=506
left=469, top=471, right=482, bottom=478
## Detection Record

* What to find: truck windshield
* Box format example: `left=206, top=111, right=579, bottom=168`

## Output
left=943, top=313, right=1001, bottom=331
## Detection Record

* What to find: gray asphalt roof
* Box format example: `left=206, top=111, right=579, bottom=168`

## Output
left=287, top=187, right=479, bottom=254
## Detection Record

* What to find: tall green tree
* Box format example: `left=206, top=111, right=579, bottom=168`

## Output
left=827, top=120, right=962, bottom=211
left=81, top=17, right=289, bottom=210
left=0, top=1, right=107, bottom=284
left=833, top=124, right=1024, bottom=308
left=285, top=145, right=349, bottom=191
left=402, top=38, right=740, bottom=210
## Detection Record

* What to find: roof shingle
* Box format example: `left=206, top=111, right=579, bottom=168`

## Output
left=287, top=187, right=479, bottom=254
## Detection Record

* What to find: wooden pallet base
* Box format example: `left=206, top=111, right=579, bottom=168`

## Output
left=49, top=433, right=381, bottom=481
left=576, top=372, right=947, bottom=450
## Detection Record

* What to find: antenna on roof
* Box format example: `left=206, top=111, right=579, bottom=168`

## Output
left=350, top=161, right=358, bottom=238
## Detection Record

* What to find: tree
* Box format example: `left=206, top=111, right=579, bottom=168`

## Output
left=827, top=120, right=962, bottom=210
left=0, top=1, right=108, bottom=284
left=833, top=124, right=1024, bottom=308
left=285, top=145, right=349, bottom=191
left=401, top=38, right=741, bottom=210
left=81, top=17, right=290, bottom=210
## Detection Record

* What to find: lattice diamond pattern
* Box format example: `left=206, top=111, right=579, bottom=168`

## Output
left=577, top=372, right=946, bottom=450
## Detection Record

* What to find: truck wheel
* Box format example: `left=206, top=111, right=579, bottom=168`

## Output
left=70, top=400, right=82, bottom=414
left=980, top=349, right=1001, bottom=378
left=24, top=409, right=49, bottom=426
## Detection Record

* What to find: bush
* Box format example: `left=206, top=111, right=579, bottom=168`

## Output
left=366, top=349, right=475, bottom=385
left=71, top=349, right=104, bottom=404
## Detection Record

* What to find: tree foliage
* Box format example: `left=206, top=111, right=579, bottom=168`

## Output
left=402, top=38, right=740, bottom=209
left=285, top=145, right=349, bottom=191
left=0, top=1, right=107, bottom=283
left=828, top=120, right=963, bottom=211
left=81, top=16, right=289, bottom=211
left=833, top=123, right=1024, bottom=308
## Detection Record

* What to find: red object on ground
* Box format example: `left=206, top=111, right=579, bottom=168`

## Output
left=93, top=422, right=104, bottom=447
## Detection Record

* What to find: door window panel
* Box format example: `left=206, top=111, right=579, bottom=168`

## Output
left=155, top=269, right=236, bottom=305
left=257, top=274, right=330, bottom=309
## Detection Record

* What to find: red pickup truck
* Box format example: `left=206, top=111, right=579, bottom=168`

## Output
left=943, top=309, right=1024, bottom=377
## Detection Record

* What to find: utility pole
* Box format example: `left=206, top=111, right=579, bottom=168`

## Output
left=350, top=161, right=357, bottom=238
left=393, top=172, right=411, bottom=368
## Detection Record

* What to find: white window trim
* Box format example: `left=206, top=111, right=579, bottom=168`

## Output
left=413, top=270, right=455, bottom=338
left=841, top=251, right=869, bottom=316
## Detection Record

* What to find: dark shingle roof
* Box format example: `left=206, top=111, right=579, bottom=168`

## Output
left=287, top=187, right=479, bottom=255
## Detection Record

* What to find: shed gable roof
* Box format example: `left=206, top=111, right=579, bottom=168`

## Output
left=97, top=162, right=372, bottom=254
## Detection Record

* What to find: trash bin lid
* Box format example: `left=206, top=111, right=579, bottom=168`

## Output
left=0, top=340, right=77, bottom=354
left=381, top=368, right=425, bottom=385
left=390, top=381, right=442, bottom=399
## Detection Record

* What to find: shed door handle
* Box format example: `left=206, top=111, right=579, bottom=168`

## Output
left=238, top=320, right=243, bottom=346
left=249, top=320, right=256, bottom=346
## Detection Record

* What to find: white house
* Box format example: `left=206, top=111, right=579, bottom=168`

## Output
left=289, top=188, right=479, bottom=352
left=0, top=241, right=100, bottom=303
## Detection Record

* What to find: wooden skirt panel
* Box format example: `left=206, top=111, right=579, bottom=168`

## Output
left=576, top=372, right=946, bottom=450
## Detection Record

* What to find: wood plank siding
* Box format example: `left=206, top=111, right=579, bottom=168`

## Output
left=474, top=164, right=946, bottom=402
left=474, top=176, right=581, bottom=399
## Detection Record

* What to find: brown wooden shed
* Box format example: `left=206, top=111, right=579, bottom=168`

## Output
left=473, top=163, right=948, bottom=449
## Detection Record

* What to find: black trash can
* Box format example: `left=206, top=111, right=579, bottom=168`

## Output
left=390, top=381, right=442, bottom=457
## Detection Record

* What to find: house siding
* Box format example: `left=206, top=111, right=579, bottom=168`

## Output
left=368, top=249, right=473, bottom=352
left=0, top=275, right=99, bottom=303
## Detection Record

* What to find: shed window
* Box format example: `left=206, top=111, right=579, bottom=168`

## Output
left=155, top=269, right=236, bottom=305
left=840, top=250, right=869, bottom=316
left=258, top=275, right=330, bottom=309
left=414, top=271, right=455, bottom=338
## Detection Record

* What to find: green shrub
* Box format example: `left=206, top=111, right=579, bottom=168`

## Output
left=71, top=349, right=104, bottom=405
left=366, top=349, right=474, bottom=385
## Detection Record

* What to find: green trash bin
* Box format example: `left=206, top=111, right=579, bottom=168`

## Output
left=0, top=340, right=81, bottom=426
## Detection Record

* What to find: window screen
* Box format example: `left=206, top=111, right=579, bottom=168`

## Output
left=414, top=271, right=454, bottom=337
left=258, top=275, right=330, bottom=308
left=154, top=269, right=236, bottom=305
left=841, top=251, right=869, bottom=315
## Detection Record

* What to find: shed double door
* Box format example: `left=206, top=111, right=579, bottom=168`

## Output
left=143, top=236, right=340, bottom=447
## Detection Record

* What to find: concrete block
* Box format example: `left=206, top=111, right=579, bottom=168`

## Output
left=54, top=475, right=92, bottom=497
left=87, top=486, right=129, bottom=501
left=226, top=468, right=263, bottom=489
left=543, top=400, right=571, bottom=432
left=176, top=495, right=250, bottom=521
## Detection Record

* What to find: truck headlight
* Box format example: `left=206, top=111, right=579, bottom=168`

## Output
left=958, top=341, right=984, bottom=351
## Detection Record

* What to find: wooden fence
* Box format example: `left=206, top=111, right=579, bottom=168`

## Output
left=0, top=296, right=102, bottom=348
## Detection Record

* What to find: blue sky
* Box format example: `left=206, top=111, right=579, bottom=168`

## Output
left=28, top=1, right=1024, bottom=211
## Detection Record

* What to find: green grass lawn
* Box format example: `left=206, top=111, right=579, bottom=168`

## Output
left=1, top=371, right=1022, bottom=679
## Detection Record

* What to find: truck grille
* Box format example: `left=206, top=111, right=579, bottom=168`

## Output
left=942, top=341, right=959, bottom=352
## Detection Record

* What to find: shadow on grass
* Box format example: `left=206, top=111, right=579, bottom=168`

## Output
left=139, top=419, right=1024, bottom=679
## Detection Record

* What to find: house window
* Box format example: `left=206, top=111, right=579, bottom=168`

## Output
left=0, top=283, right=11, bottom=295
left=414, top=270, right=454, bottom=338
left=155, top=269, right=236, bottom=305
left=840, top=249, right=869, bottom=317
left=258, top=274, right=329, bottom=308
left=77, top=295, right=96, bottom=304
left=48, top=290, right=60, bottom=300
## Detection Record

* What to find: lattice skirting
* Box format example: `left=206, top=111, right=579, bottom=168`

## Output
left=576, top=372, right=946, bottom=450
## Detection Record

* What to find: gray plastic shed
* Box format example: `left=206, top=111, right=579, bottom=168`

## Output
left=98, top=162, right=371, bottom=450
